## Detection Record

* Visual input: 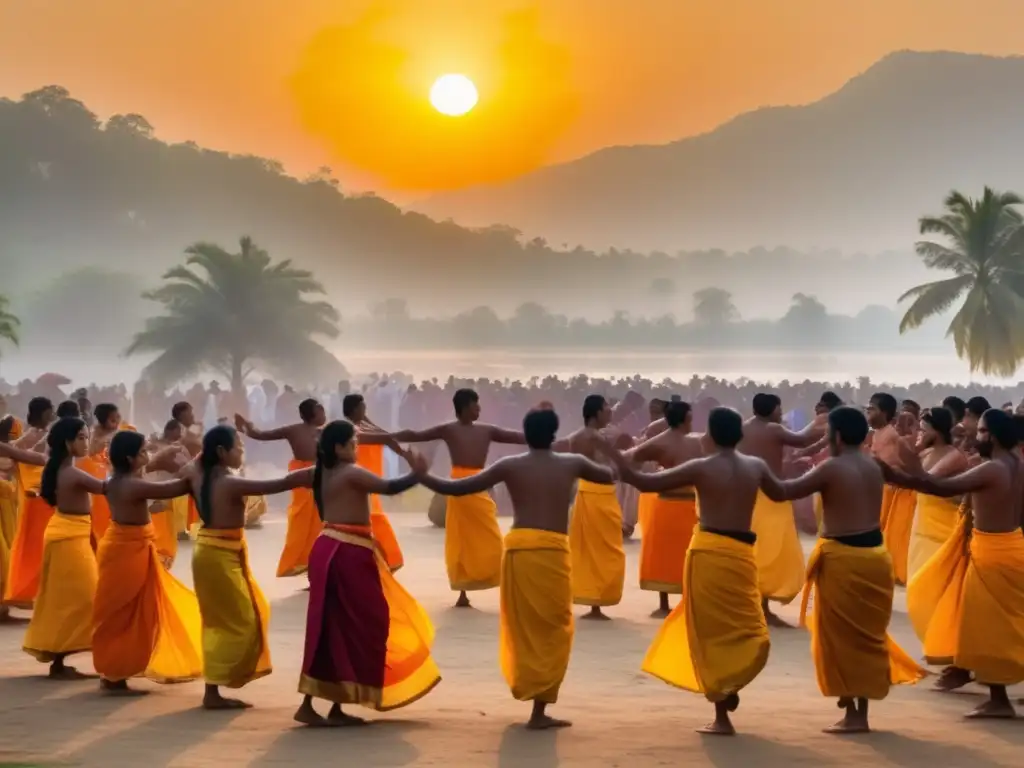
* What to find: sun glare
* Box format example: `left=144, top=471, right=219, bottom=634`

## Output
left=429, top=74, right=478, bottom=117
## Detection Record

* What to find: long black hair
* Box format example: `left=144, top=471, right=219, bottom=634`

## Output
left=313, top=420, right=356, bottom=520
left=40, top=417, right=86, bottom=507
left=109, top=430, right=146, bottom=475
left=198, top=425, right=237, bottom=526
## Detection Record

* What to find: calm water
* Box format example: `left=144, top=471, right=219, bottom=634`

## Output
left=3, top=347, right=1015, bottom=389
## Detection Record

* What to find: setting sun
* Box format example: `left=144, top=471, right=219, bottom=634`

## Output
left=429, top=74, right=478, bottom=117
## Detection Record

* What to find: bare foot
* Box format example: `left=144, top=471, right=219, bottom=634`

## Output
left=697, top=720, right=736, bottom=735
left=100, top=679, right=149, bottom=697
left=824, top=717, right=870, bottom=734
left=934, top=667, right=972, bottom=692
left=454, top=592, right=472, bottom=608
left=965, top=700, right=1016, bottom=720
left=203, top=693, right=253, bottom=710
left=294, top=701, right=332, bottom=727
left=526, top=715, right=572, bottom=730
left=581, top=608, right=611, bottom=621
left=48, top=665, right=93, bottom=681
left=327, top=705, right=367, bottom=726
left=649, top=607, right=671, bottom=619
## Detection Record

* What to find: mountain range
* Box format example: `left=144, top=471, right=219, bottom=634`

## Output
left=413, top=51, right=1024, bottom=252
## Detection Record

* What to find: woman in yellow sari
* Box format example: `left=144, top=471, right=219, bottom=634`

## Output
left=23, top=417, right=104, bottom=679
left=184, top=425, right=312, bottom=709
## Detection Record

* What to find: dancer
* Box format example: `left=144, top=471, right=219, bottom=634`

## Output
left=621, top=401, right=702, bottom=616
left=417, top=407, right=613, bottom=729
left=608, top=407, right=771, bottom=736
left=235, top=399, right=326, bottom=578
left=183, top=425, right=312, bottom=709
left=866, top=393, right=918, bottom=585
left=882, top=407, right=1024, bottom=719
left=92, top=431, right=202, bottom=694
left=79, top=402, right=136, bottom=545
left=0, top=415, right=25, bottom=623
left=3, top=397, right=54, bottom=609
left=906, top=407, right=967, bottom=580
left=560, top=394, right=628, bottom=619
left=296, top=421, right=439, bottom=726
left=22, top=417, right=102, bottom=678
left=390, top=388, right=525, bottom=607
left=760, top=406, right=925, bottom=733
left=738, top=393, right=823, bottom=626
left=342, top=394, right=406, bottom=572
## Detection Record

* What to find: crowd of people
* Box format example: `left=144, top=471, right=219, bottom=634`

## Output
left=0, top=371, right=1022, bottom=738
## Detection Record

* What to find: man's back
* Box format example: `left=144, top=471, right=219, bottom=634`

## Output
left=818, top=453, right=885, bottom=538
left=689, top=452, right=768, bottom=533
left=738, top=418, right=784, bottom=474
left=502, top=452, right=600, bottom=534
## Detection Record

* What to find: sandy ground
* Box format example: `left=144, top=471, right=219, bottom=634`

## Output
left=0, top=499, right=1022, bottom=767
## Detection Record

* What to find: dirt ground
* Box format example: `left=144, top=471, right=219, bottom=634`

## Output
left=0, top=502, right=1021, bottom=767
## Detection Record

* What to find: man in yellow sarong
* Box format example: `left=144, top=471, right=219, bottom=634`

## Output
left=391, top=387, right=525, bottom=607
left=609, top=407, right=773, bottom=736
left=762, top=406, right=924, bottom=733
left=738, top=393, right=824, bottom=626
left=419, top=406, right=613, bottom=729
left=883, top=407, right=1024, bottom=719
left=905, top=407, right=967, bottom=580
left=559, top=395, right=632, bottom=619
left=236, top=399, right=326, bottom=579
left=620, top=401, right=702, bottom=617
left=0, top=415, right=21, bottom=622
left=343, top=394, right=408, bottom=572
left=866, top=392, right=921, bottom=585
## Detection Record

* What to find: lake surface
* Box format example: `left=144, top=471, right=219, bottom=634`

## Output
left=3, top=347, right=1018, bottom=388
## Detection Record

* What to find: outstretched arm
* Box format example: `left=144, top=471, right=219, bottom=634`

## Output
left=907, top=461, right=1000, bottom=498
left=761, top=462, right=828, bottom=502
left=606, top=443, right=703, bottom=492
left=390, top=424, right=446, bottom=443
left=577, top=456, right=615, bottom=485
left=126, top=477, right=192, bottom=501
left=419, top=459, right=507, bottom=496
left=488, top=425, right=527, bottom=445
left=775, top=421, right=826, bottom=449
left=225, top=467, right=314, bottom=497
left=0, top=443, right=47, bottom=466
left=793, top=434, right=828, bottom=459
left=234, top=415, right=290, bottom=442
left=71, top=467, right=107, bottom=495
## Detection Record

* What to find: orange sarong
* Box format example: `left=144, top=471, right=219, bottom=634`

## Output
left=3, top=463, right=54, bottom=608
left=93, top=522, right=202, bottom=682
left=276, top=459, right=320, bottom=577
left=357, top=443, right=403, bottom=572
left=639, top=491, right=697, bottom=594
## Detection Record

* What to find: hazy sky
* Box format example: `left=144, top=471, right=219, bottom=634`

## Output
left=3, top=0, right=1022, bottom=195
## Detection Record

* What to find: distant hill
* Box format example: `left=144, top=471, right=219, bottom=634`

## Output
left=415, top=51, right=1024, bottom=253
left=0, top=84, right=931, bottom=325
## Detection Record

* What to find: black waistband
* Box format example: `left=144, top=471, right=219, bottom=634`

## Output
left=700, top=525, right=757, bottom=546
left=824, top=528, right=883, bottom=548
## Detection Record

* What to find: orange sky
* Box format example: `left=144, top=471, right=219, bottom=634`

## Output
left=2, top=0, right=1023, bottom=195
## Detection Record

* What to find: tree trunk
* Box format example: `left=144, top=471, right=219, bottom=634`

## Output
left=230, top=356, right=248, bottom=418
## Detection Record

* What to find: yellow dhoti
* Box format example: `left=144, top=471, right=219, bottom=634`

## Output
left=800, top=537, right=925, bottom=699
left=751, top=491, right=804, bottom=604
left=150, top=505, right=178, bottom=569
left=907, top=493, right=960, bottom=581
left=276, top=459, right=320, bottom=578
left=956, top=529, right=1024, bottom=685
left=23, top=513, right=97, bottom=661
left=93, top=522, right=202, bottom=682
left=191, top=528, right=271, bottom=687
left=357, top=444, right=404, bottom=572
left=643, top=528, right=769, bottom=700
left=906, top=513, right=969, bottom=657
left=880, top=484, right=916, bottom=585
left=639, top=492, right=697, bottom=594
left=500, top=529, right=573, bottom=703
left=445, top=467, right=502, bottom=592
left=3, top=464, right=53, bottom=608
left=569, top=480, right=625, bottom=607
left=638, top=492, right=657, bottom=536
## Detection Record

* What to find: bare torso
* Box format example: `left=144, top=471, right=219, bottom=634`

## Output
left=737, top=418, right=786, bottom=474
left=106, top=473, right=191, bottom=526
left=627, top=429, right=704, bottom=489
left=55, top=462, right=102, bottom=515
left=810, top=453, right=885, bottom=538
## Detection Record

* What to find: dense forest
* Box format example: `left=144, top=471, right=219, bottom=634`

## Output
left=0, top=86, right=931, bottom=322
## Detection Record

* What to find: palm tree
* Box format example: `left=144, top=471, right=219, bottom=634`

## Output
left=898, top=188, right=1024, bottom=376
left=126, top=237, right=342, bottom=403
left=0, top=294, right=20, bottom=357
left=692, top=287, right=739, bottom=326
